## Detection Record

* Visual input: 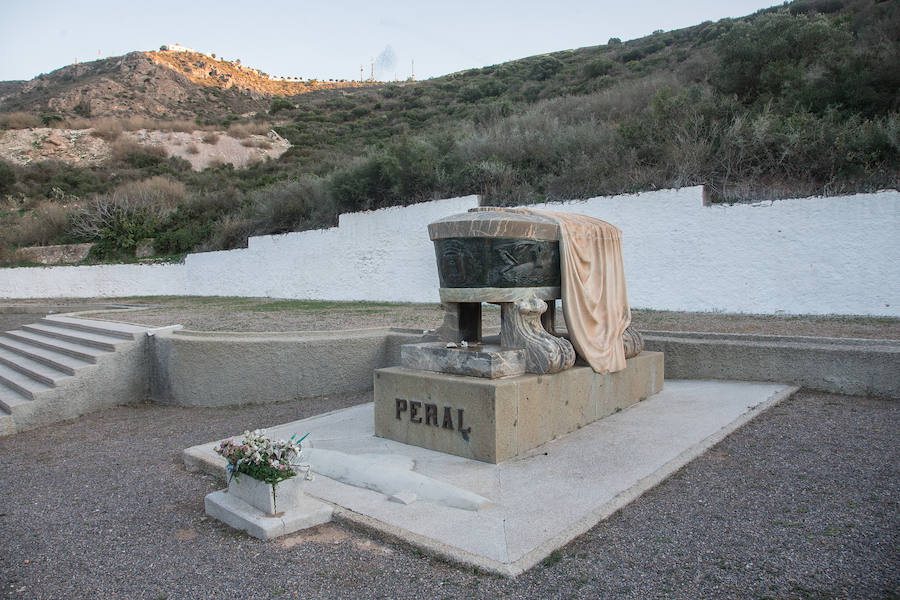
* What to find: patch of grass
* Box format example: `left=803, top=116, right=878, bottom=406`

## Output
left=247, top=299, right=399, bottom=312
left=542, top=549, right=563, bottom=567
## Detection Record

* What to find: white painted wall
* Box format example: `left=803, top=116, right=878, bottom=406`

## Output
left=2, top=188, right=898, bottom=316
left=528, top=188, right=899, bottom=316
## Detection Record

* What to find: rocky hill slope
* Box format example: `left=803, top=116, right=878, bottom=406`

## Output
left=0, top=0, right=896, bottom=265
left=0, top=50, right=371, bottom=120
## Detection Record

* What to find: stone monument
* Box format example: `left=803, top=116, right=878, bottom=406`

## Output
left=374, top=208, right=664, bottom=463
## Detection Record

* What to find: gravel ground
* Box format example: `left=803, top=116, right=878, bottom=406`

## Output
left=0, top=390, right=896, bottom=599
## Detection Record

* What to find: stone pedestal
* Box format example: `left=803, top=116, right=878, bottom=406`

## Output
left=374, top=351, right=664, bottom=463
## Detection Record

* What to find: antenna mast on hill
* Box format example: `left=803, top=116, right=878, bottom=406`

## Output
left=360, top=64, right=363, bottom=83
left=411, top=59, right=415, bottom=82
left=370, top=58, right=374, bottom=82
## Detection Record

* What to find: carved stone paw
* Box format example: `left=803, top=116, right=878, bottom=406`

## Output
left=501, top=295, right=575, bottom=374
left=622, top=325, right=644, bottom=359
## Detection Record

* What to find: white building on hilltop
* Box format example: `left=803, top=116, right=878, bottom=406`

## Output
left=166, top=43, right=199, bottom=54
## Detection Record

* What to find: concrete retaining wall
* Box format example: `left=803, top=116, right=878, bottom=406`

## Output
left=150, top=327, right=897, bottom=406
left=150, top=328, right=423, bottom=407
left=644, top=331, right=899, bottom=399
left=2, top=188, right=898, bottom=316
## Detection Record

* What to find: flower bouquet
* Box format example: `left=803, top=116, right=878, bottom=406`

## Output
left=214, top=430, right=310, bottom=515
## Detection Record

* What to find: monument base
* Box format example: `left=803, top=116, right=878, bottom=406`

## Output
left=401, top=341, right=526, bottom=379
left=374, top=351, right=664, bottom=463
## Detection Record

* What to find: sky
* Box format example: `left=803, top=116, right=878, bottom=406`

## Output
left=0, top=1, right=780, bottom=83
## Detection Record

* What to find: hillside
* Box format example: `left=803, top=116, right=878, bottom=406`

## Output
left=0, top=0, right=898, bottom=265
left=0, top=50, right=372, bottom=121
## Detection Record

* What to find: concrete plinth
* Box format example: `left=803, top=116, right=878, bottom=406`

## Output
left=374, top=351, right=664, bottom=463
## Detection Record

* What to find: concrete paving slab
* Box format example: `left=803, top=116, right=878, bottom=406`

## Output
left=185, top=379, right=797, bottom=576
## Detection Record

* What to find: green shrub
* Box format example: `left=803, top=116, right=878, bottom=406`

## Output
left=0, top=160, right=16, bottom=195
left=154, top=221, right=212, bottom=254
left=270, top=98, right=294, bottom=114
left=40, top=113, right=64, bottom=127
left=18, top=160, right=105, bottom=197
left=584, top=57, right=614, bottom=78
left=248, top=175, right=335, bottom=234
left=528, top=57, right=563, bottom=81
left=709, top=12, right=890, bottom=115
left=458, top=79, right=506, bottom=102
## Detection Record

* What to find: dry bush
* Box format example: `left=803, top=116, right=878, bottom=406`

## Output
left=109, top=139, right=144, bottom=161
left=4, top=201, right=71, bottom=247
left=240, top=139, right=273, bottom=149
left=161, top=120, right=198, bottom=133
left=69, top=190, right=171, bottom=247
left=0, top=111, right=41, bottom=129
left=64, top=117, right=94, bottom=130
left=145, top=144, right=169, bottom=159
left=201, top=132, right=220, bottom=144
left=204, top=214, right=255, bottom=250
left=112, top=176, right=186, bottom=210
left=186, top=143, right=200, bottom=154
left=121, top=116, right=159, bottom=131
left=90, top=117, right=124, bottom=141
left=109, top=139, right=168, bottom=164
left=206, top=157, right=229, bottom=168
left=228, top=122, right=271, bottom=138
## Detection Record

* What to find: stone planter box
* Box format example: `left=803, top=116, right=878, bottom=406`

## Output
left=227, top=473, right=305, bottom=516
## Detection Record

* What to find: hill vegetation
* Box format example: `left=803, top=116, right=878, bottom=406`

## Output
left=0, top=0, right=897, bottom=264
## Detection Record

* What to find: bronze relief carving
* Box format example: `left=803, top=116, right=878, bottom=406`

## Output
left=435, top=237, right=560, bottom=288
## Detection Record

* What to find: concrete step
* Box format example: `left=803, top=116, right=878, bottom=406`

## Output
left=41, top=316, right=147, bottom=340
left=20, top=323, right=127, bottom=352
left=0, top=363, right=53, bottom=401
left=0, top=383, right=31, bottom=414
left=1, top=330, right=106, bottom=363
left=0, top=347, right=73, bottom=387
left=0, top=336, right=93, bottom=375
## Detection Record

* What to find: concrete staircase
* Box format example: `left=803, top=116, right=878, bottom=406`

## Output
left=0, top=315, right=155, bottom=436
